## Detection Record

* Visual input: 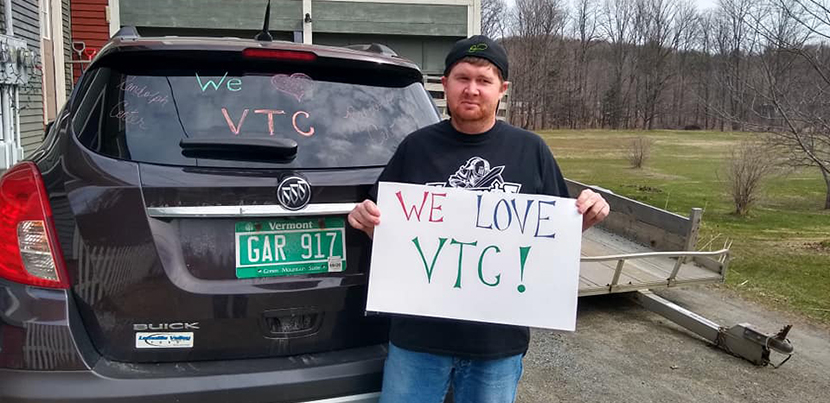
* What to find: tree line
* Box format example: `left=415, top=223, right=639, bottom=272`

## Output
left=483, top=0, right=829, bottom=208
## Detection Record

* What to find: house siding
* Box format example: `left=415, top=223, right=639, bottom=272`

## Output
left=313, top=2, right=466, bottom=37
left=63, top=0, right=72, bottom=96
left=120, top=0, right=466, bottom=37
left=121, top=0, right=303, bottom=33
left=314, top=33, right=457, bottom=75
left=70, top=0, right=108, bottom=83
left=8, top=0, right=45, bottom=156
left=118, top=0, right=468, bottom=75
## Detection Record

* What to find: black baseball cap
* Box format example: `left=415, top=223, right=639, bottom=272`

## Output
left=444, top=35, right=509, bottom=80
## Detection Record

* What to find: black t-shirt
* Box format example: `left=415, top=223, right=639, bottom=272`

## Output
left=370, top=119, right=570, bottom=360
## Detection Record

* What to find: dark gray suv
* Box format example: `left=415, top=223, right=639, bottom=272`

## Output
left=0, top=28, right=439, bottom=402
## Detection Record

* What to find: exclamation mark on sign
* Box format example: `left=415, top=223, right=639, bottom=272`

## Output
left=517, top=246, right=531, bottom=293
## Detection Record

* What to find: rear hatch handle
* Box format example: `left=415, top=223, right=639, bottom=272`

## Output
left=180, top=137, right=298, bottom=162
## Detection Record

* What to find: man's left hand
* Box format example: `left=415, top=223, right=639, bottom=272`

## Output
left=576, top=189, right=610, bottom=232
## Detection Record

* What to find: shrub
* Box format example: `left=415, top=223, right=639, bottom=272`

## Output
left=627, top=136, right=654, bottom=169
left=725, top=141, right=775, bottom=216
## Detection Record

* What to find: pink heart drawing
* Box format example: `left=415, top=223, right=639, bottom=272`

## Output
left=270, top=73, right=313, bottom=102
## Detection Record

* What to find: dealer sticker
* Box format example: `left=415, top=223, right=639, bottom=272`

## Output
left=135, top=332, right=194, bottom=349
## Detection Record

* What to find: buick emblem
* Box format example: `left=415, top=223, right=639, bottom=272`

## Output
left=277, top=176, right=311, bottom=211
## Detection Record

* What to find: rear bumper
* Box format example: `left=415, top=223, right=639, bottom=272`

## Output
left=0, top=344, right=385, bottom=403
left=1, top=278, right=387, bottom=402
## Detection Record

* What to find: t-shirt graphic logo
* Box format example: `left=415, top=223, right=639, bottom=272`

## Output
left=428, top=157, right=521, bottom=193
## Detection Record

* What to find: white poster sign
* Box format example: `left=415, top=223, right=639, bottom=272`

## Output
left=366, top=182, right=582, bottom=331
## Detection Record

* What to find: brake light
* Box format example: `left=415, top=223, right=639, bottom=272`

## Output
left=0, top=162, right=69, bottom=289
left=242, top=48, right=317, bottom=62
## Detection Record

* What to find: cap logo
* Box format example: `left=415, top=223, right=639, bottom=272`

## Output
left=468, top=43, right=488, bottom=53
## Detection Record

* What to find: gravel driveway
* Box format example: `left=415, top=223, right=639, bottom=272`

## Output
left=516, top=285, right=830, bottom=402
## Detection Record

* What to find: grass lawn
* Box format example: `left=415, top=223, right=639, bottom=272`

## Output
left=538, top=129, right=830, bottom=324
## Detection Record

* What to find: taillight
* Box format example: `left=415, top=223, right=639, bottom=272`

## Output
left=0, top=162, right=69, bottom=289
left=242, top=48, right=317, bottom=62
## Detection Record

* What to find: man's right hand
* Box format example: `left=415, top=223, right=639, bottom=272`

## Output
left=348, top=200, right=381, bottom=239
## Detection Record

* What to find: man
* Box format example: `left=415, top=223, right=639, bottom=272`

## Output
left=348, top=35, right=610, bottom=403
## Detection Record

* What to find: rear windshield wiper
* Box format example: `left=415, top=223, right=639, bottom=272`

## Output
left=180, top=137, right=297, bottom=162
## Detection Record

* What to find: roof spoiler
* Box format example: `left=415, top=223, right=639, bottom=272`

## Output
left=112, top=26, right=140, bottom=40
left=344, top=43, right=398, bottom=57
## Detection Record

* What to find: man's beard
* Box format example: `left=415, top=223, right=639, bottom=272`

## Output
left=450, top=99, right=495, bottom=124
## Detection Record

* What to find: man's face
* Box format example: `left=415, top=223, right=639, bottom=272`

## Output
left=442, top=61, right=508, bottom=125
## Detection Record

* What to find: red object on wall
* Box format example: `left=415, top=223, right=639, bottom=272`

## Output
left=70, top=0, right=110, bottom=83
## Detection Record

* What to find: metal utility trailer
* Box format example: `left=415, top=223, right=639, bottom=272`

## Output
left=569, top=180, right=794, bottom=367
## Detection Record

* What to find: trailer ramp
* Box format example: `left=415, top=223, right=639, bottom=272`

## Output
left=569, top=180, right=792, bottom=366
left=568, top=179, right=727, bottom=296
left=578, top=228, right=727, bottom=296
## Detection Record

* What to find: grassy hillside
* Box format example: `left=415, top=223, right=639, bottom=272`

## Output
left=540, top=129, right=830, bottom=323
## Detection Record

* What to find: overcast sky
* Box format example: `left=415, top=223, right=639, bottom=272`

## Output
left=695, top=0, right=718, bottom=10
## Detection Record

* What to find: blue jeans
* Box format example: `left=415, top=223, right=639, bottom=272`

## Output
left=379, top=343, right=524, bottom=403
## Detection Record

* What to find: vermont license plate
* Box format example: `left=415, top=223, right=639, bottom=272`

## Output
left=235, top=217, right=346, bottom=279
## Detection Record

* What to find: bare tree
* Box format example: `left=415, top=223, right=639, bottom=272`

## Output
left=631, top=0, right=685, bottom=129
left=627, top=136, right=655, bottom=167
left=743, top=0, right=830, bottom=209
left=600, top=0, right=636, bottom=128
left=693, top=10, right=717, bottom=129
left=482, top=0, right=508, bottom=38
left=492, top=0, right=829, bottom=189
left=567, top=0, right=601, bottom=128
left=716, top=0, right=758, bottom=130
left=506, top=0, right=568, bottom=129
left=725, top=141, right=776, bottom=215
left=670, top=1, right=700, bottom=128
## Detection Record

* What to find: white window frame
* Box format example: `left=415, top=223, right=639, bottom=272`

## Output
left=40, top=0, right=52, bottom=40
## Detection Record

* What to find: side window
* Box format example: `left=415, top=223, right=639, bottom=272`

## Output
left=72, top=68, right=133, bottom=159
left=72, top=68, right=107, bottom=141
left=70, top=69, right=101, bottom=116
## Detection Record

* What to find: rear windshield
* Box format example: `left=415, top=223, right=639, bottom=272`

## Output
left=72, top=52, right=440, bottom=168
